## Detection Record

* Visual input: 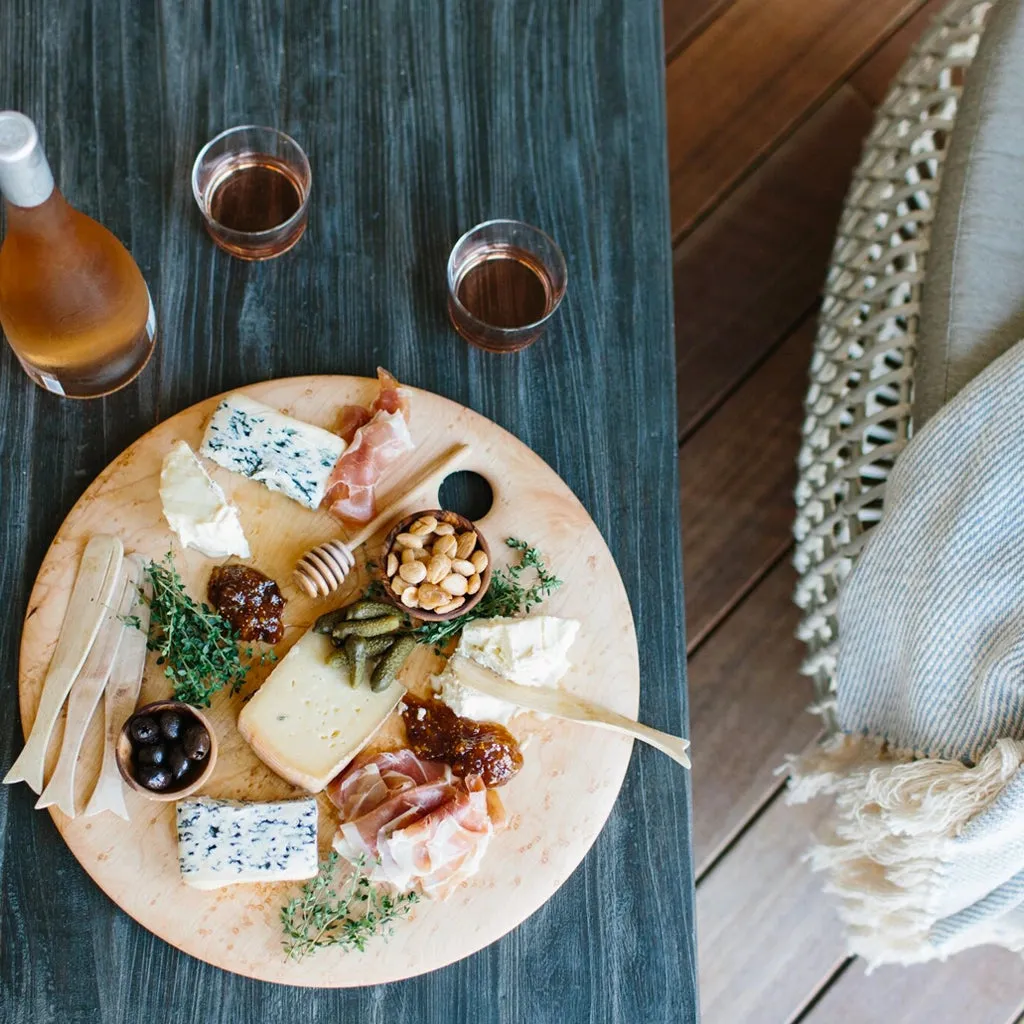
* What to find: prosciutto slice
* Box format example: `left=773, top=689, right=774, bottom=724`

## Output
left=328, top=749, right=505, bottom=899
left=324, top=368, right=415, bottom=524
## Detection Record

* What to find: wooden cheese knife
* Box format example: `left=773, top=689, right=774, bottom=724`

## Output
left=4, top=534, right=124, bottom=793
left=37, top=558, right=142, bottom=817
left=82, top=560, right=151, bottom=820
left=448, top=655, right=691, bottom=769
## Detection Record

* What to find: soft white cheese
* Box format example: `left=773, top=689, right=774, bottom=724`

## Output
left=434, top=616, right=580, bottom=724
left=159, top=440, right=250, bottom=559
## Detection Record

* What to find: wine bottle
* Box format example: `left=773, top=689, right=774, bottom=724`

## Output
left=0, top=111, right=156, bottom=398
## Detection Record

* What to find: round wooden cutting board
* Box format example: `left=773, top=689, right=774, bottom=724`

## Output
left=17, top=376, right=640, bottom=986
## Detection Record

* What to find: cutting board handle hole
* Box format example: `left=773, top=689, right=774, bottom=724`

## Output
left=438, top=470, right=493, bottom=523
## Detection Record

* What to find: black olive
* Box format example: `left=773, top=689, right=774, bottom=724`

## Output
left=182, top=723, right=210, bottom=761
left=167, top=747, right=191, bottom=782
left=159, top=711, right=183, bottom=741
left=136, top=744, right=166, bottom=767
left=129, top=715, right=159, bottom=745
left=136, top=765, right=172, bottom=791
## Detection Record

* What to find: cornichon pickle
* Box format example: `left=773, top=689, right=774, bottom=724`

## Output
left=327, top=645, right=352, bottom=685
left=362, top=636, right=396, bottom=658
left=330, top=614, right=403, bottom=641
left=313, top=607, right=349, bottom=635
left=369, top=635, right=417, bottom=692
left=345, top=635, right=371, bottom=690
left=344, top=599, right=398, bottom=621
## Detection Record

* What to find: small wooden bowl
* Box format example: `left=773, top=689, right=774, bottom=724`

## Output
left=116, top=700, right=218, bottom=802
left=380, top=509, right=493, bottom=622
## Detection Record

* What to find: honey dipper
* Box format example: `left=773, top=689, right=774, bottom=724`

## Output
left=293, top=443, right=472, bottom=598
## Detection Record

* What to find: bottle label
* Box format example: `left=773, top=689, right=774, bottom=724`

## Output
left=38, top=372, right=65, bottom=396
left=144, top=288, right=157, bottom=341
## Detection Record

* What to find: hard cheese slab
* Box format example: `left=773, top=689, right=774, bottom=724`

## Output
left=17, top=375, right=640, bottom=986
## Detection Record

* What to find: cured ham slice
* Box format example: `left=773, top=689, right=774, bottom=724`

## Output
left=328, top=749, right=505, bottom=899
left=324, top=368, right=415, bottom=524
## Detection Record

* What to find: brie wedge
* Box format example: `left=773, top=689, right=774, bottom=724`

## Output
left=160, top=440, right=250, bottom=559
left=434, top=616, right=581, bottom=724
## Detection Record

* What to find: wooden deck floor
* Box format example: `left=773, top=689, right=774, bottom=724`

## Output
left=669, top=2, right=1024, bottom=1020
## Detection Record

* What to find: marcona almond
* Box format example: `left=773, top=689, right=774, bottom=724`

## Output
left=433, top=522, right=456, bottom=536
left=401, top=548, right=418, bottom=565
left=395, top=532, right=425, bottom=549
left=433, top=534, right=458, bottom=558
left=386, top=552, right=399, bottom=577
left=417, top=582, right=446, bottom=610
left=426, top=554, right=452, bottom=584
left=466, top=572, right=481, bottom=595
left=455, top=531, right=477, bottom=560
left=441, top=573, right=468, bottom=596
left=399, top=560, right=427, bottom=585
left=436, top=596, right=465, bottom=614
left=470, top=550, right=488, bottom=573
left=391, top=575, right=407, bottom=595
left=400, top=585, right=420, bottom=608
left=409, top=515, right=438, bottom=536
left=451, top=558, right=475, bottom=577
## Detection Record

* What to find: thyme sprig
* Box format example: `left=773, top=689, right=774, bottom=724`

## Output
left=281, top=853, right=419, bottom=961
left=415, top=537, right=562, bottom=649
left=137, top=554, right=272, bottom=708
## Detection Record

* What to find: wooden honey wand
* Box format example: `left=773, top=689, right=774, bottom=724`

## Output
left=293, top=443, right=472, bottom=598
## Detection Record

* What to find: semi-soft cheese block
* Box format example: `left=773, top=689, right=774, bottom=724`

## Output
left=434, top=616, right=581, bottom=724
left=176, top=796, right=318, bottom=889
left=160, top=440, right=250, bottom=559
left=199, top=393, right=347, bottom=510
left=237, top=629, right=405, bottom=792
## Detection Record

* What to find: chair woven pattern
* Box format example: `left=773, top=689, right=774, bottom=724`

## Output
left=792, top=0, right=993, bottom=732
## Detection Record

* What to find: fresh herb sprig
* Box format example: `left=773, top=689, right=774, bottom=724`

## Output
left=415, top=537, right=562, bottom=649
left=281, top=852, right=419, bottom=961
left=139, top=555, right=267, bottom=708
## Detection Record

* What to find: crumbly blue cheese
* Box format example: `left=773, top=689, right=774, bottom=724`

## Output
left=176, top=796, right=319, bottom=890
left=199, top=393, right=346, bottom=510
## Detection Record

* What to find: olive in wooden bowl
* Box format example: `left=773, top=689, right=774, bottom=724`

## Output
left=380, top=509, right=492, bottom=622
left=116, top=700, right=217, bottom=801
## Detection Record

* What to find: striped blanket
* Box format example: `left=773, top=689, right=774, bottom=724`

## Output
left=789, top=338, right=1024, bottom=967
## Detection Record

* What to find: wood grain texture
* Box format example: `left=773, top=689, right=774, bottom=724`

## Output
left=0, top=0, right=694, bottom=1020
left=674, top=85, right=872, bottom=438
left=663, top=0, right=733, bottom=59
left=802, top=951, right=1024, bottom=1024
left=696, top=791, right=846, bottom=1024
left=688, top=558, right=820, bottom=876
left=18, top=377, right=643, bottom=986
left=849, top=0, right=947, bottom=106
left=680, top=321, right=813, bottom=649
left=666, top=0, right=927, bottom=238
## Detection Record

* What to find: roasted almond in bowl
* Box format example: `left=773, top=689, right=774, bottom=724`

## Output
left=380, top=509, right=491, bottom=622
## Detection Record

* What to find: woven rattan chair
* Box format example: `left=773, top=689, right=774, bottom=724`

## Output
left=793, top=0, right=994, bottom=732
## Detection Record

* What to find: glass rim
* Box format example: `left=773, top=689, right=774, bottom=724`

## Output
left=191, top=124, right=311, bottom=240
left=446, top=219, right=567, bottom=335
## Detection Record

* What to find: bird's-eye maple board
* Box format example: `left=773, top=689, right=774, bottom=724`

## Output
left=17, top=375, right=640, bottom=986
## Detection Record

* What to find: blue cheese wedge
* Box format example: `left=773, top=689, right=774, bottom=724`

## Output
left=199, top=393, right=346, bottom=510
left=176, top=796, right=318, bottom=890
left=159, top=440, right=250, bottom=559
left=238, top=629, right=405, bottom=792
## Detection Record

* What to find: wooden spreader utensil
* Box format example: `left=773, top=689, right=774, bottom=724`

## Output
left=83, top=559, right=152, bottom=820
left=4, top=534, right=124, bottom=794
left=293, top=443, right=472, bottom=598
left=448, top=655, right=691, bottom=769
left=37, top=557, right=142, bottom=817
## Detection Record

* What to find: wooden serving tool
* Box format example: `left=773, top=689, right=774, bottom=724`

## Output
left=4, top=534, right=124, bottom=793
left=448, top=655, right=691, bottom=769
left=36, top=558, right=142, bottom=816
left=293, top=443, right=473, bottom=598
left=83, top=560, right=151, bottom=820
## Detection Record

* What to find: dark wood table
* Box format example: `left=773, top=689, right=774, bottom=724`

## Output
left=0, top=2, right=696, bottom=1020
